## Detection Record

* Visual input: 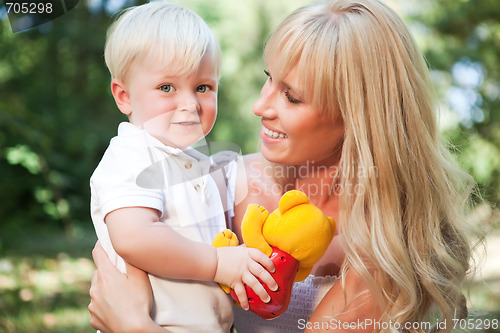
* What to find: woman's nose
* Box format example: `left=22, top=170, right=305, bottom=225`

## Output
left=252, top=82, right=276, bottom=118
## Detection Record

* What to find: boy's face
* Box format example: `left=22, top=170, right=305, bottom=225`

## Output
left=116, top=52, right=218, bottom=149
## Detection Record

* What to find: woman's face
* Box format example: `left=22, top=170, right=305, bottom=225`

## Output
left=252, top=64, right=344, bottom=167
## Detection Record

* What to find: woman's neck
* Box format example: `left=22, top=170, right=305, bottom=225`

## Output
left=292, top=163, right=338, bottom=211
left=270, top=151, right=341, bottom=216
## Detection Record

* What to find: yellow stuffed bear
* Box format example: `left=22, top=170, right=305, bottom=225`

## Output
left=212, top=190, right=335, bottom=318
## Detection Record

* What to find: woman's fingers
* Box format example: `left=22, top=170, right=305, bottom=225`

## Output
left=88, top=271, right=109, bottom=332
left=88, top=241, right=154, bottom=333
left=92, top=241, right=115, bottom=274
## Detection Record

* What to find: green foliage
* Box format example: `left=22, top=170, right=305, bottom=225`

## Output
left=0, top=0, right=306, bottom=238
left=410, top=0, right=500, bottom=204
left=0, top=0, right=499, bottom=331
left=2, top=0, right=498, bottom=240
left=0, top=229, right=96, bottom=333
left=1, top=2, right=122, bottom=238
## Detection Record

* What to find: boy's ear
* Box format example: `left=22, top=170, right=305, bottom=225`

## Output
left=111, top=79, right=132, bottom=115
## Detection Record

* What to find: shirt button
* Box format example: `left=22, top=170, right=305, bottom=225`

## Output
left=194, top=184, right=201, bottom=191
left=184, top=161, right=192, bottom=169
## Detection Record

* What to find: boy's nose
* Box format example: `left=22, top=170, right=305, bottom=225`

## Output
left=179, top=103, right=200, bottom=113
left=178, top=92, right=201, bottom=112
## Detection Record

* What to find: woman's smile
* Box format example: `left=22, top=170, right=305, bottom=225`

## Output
left=262, top=125, right=288, bottom=139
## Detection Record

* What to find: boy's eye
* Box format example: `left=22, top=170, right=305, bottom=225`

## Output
left=197, top=85, right=210, bottom=93
left=159, top=84, right=174, bottom=93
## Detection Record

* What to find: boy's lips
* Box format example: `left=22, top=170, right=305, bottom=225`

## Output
left=173, top=121, right=200, bottom=125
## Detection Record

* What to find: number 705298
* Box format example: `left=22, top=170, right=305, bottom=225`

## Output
left=5, top=2, right=53, bottom=14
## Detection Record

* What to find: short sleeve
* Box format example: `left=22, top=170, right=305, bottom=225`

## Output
left=90, top=136, right=164, bottom=218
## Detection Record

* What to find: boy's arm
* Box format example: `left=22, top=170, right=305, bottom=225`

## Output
left=106, top=207, right=217, bottom=280
left=105, top=207, right=278, bottom=309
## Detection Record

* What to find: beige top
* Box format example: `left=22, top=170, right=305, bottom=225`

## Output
left=233, top=274, right=340, bottom=333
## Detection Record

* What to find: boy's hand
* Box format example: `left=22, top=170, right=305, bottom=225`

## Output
left=213, top=245, right=278, bottom=310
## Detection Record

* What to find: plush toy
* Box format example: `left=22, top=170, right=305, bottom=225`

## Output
left=212, top=190, right=335, bottom=319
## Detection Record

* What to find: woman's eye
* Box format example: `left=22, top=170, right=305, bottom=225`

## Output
left=264, top=70, right=272, bottom=82
left=159, top=85, right=174, bottom=93
left=197, top=85, right=210, bottom=93
left=285, top=91, right=301, bottom=104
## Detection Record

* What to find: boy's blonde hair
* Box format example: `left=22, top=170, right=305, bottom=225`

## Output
left=266, top=0, right=478, bottom=330
left=104, top=0, right=221, bottom=83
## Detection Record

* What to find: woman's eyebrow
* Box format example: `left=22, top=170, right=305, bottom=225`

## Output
left=280, top=79, right=305, bottom=98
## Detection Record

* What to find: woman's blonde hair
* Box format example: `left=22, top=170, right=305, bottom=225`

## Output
left=265, top=0, right=477, bottom=330
left=104, top=0, right=221, bottom=83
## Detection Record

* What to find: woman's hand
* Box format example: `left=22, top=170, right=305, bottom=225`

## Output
left=88, top=241, right=163, bottom=333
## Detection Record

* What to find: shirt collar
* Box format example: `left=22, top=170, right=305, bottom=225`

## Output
left=117, top=122, right=211, bottom=169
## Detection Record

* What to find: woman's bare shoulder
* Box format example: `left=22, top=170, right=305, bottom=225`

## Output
left=242, top=153, right=270, bottom=175
left=233, top=153, right=280, bottom=236
left=239, top=153, right=273, bottom=187
left=240, top=153, right=277, bottom=197
left=306, top=270, right=382, bottom=333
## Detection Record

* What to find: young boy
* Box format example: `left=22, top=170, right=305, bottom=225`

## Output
left=90, top=2, right=276, bottom=331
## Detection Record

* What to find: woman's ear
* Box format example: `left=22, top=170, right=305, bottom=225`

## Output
left=111, top=79, right=132, bottom=115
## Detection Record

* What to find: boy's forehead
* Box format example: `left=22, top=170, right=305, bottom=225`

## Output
left=135, top=50, right=217, bottom=78
left=136, top=51, right=190, bottom=74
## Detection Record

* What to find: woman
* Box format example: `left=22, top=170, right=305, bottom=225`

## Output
left=89, top=0, right=477, bottom=331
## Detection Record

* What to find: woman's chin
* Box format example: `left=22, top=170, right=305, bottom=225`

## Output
left=260, top=146, right=293, bottom=166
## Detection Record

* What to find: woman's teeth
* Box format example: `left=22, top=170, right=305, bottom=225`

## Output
left=264, top=127, right=288, bottom=138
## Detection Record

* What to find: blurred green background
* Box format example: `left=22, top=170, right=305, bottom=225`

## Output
left=0, top=0, right=499, bottom=331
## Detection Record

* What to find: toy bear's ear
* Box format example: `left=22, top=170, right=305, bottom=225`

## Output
left=279, top=190, right=309, bottom=214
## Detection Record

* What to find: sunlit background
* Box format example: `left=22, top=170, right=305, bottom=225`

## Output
left=1, top=0, right=499, bottom=331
